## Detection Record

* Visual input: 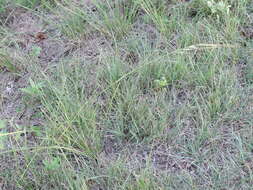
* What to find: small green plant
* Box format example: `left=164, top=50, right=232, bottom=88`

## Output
left=43, top=156, right=61, bottom=171
left=21, top=78, right=44, bottom=97
left=154, top=76, right=169, bottom=89
left=30, top=46, right=42, bottom=58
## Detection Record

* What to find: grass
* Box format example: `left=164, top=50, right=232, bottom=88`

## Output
left=0, top=0, right=253, bottom=189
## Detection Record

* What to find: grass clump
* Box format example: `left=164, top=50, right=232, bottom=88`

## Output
left=39, top=62, right=102, bottom=157
left=138, top=0, right=170, bottom=36
left=89, top=0, right=139, bottom=39
left=0, top=0, right=253, bottom=189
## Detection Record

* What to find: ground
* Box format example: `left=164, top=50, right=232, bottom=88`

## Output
left=0, top=0, right=253, bottom=189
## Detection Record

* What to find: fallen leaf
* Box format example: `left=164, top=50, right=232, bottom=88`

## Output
left=34, top=32, right=47, bottom=42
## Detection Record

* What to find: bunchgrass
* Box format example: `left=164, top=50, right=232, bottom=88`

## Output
left=0, top=0, right=253, bottom=189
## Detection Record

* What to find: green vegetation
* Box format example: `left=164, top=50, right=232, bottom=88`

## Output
left=0, top=0, right=252, bottom=189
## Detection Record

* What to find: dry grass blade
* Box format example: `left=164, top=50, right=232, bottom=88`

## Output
left=181, top=43, right=239, bottom=51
